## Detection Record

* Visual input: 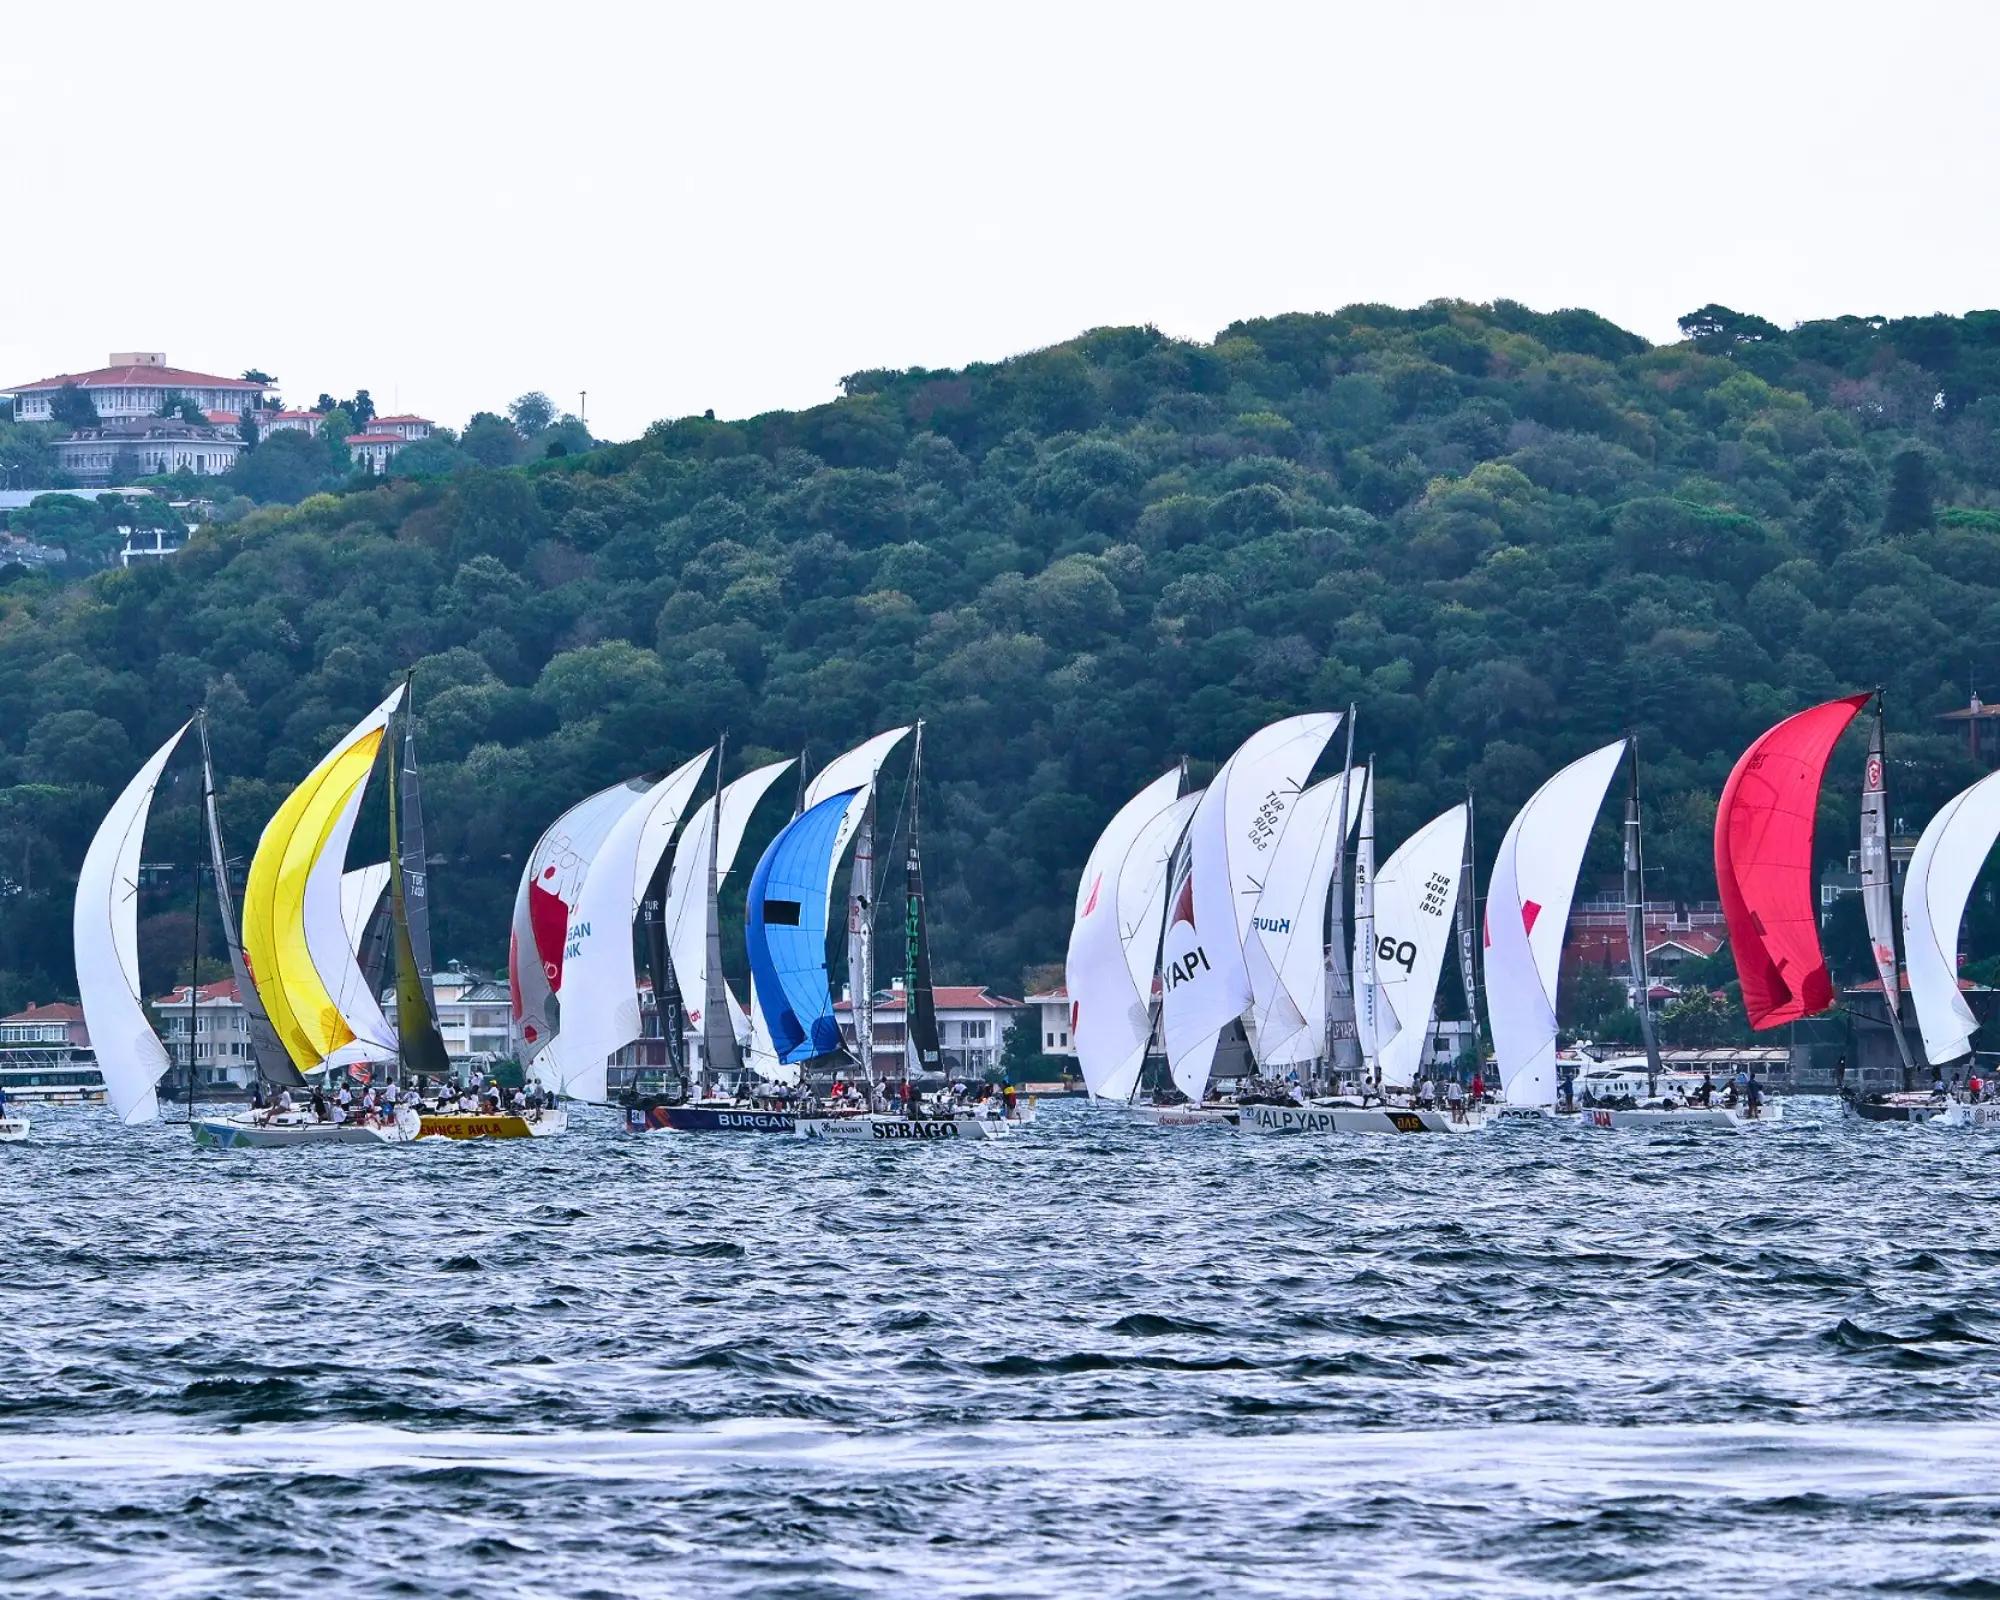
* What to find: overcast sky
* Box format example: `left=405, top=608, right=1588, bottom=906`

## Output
left=5, top=2, right=1994, bottom=442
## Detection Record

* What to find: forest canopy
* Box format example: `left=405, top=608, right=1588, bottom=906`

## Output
left=3, top=298, right=1999, bottom=1029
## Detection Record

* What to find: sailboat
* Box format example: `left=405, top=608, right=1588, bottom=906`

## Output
left=1707, top=693, right=1875, bottom=1126
left=190, top=679, right=483, bottom=1146
left=523, top=748, right=713, bottom=1114
left=792, top=723, right=1022, bottom=1140
left=1573, top=741, right=1759, bottom=1127
left=1066, top=763, right=1190, bottom=1105
left=1240, top=769, right=1485, bottom=1134
left=74, top=710, right=309, bottom=1138
left=626, top=738, right=796, bottom=1131
left=1155, top=713, right=1338, bottom=1118
left=1900, top=764, right=2000, bottom=1126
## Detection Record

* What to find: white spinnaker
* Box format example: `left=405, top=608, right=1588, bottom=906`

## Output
left=74, top=720, right=192, bottom=1124
left=1903, top=770, right=2000, bottom=1064
left=666, top=760, right=796, bottom=1069
left=510, top=774, right=669, bottom=1062
left=1248, top=767, right=1361, bottom=1067
left=340, top=863, right=390, bottom=956
left=534, top=763, right=713, bottom=1103
left=1487, top=740, right=1625, bottom=1107
left=304, top=771, right=397, bottom=1069
left=1163, top=713, right=1338, bottom=1101
left=1371, top=804, right=1468, bottom=1091
left=1067, top=766, right=1184, bottom=1100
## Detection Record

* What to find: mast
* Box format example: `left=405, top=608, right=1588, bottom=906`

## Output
left=1134, top=757, right=1192, bottom=1103
left=1353, top=758, right=1378, bottom=1092
left=195, top=708, right=292, bottom=1088
left=1624, top=739, right=1665, bottom=1097
left=1455, top=784, right=1482, bottom=1076
left=851, top=781, right=878, bottom=1097
left=389, top=677, right=451, bottom=1084
left=186, top=764, right=202, bottom=1120
left=903, top=722, right=941, bottom=1086
left=1321, top=703, right=1359, bottom=1093
left=1861, top=691, right=1920, bottom=1091
left=641, top=840, right=684, bottom=1083
left=700, top=731, right=741, bottom=1097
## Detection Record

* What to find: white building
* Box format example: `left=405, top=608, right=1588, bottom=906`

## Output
left=55, top=419, right=244, bottom=485
left=4, top=353, right=267, bottom=424
left=347, top=415, right=434, bottom=472
left=258, top=409, right=324, bottom=438
left=155, top=978, right=257, bottom=1091
left=834, top=980, right=1024, bottom=1080
left=432, top=970, right=512, bottom=1063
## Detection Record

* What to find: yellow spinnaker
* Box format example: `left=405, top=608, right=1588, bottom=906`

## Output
left=243, top=687, right=405, bottom=1073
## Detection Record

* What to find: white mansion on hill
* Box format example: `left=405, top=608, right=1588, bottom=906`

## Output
left=3, top=351, right=433, bottom=486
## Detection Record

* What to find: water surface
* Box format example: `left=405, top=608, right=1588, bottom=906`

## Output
left=2, top=1099, right=1995, bottom=1597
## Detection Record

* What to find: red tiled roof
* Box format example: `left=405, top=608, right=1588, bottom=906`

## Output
left=1, top=1001, right=85, bottom=1022
left=152, top=978, right=242, bottom=1005
left=369, top=414, right=431, bottom=424
left=1849, top=974, right=1981, bottom=994
left=5, top=364, right=265, bottom=393
left=202, top=410, right=237, bottom=424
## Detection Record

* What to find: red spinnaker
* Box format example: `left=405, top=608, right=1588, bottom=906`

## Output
left=1714, top=693, right=1869, bottom=1028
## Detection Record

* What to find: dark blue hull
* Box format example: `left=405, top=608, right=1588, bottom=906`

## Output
left=624, top=1103, right=797, bottom=1134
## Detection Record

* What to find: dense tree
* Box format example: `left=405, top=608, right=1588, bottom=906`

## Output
left=48, top=384, right=98, bottom=430
left=508, top=392, right=556, bottom=435
left=461, top=412, right=524, bottom=468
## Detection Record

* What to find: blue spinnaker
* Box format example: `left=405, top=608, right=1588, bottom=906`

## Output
left=746, top=787, right=861, bottom=1064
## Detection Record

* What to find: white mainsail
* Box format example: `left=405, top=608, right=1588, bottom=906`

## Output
left=1067, top=766, right=1184, bottom=1100
left=1902, top=770, right=2000, bottom=1065
left=1351, top=764, right=1389, bottom=1079
left=1486, top=739, right=1626, bottom=1107
left=74, top=721, right=192, bottom=1124
left=534, top=752, right=723, bottom=1103
left=1246, top=760, right=1361, bottom=1067
left=666, top=759, right=795, bottom=1063
left=340, top=863, right=391, bottom=956
left=1370, top=803, right=1468, bottom=1091
left=1163, top=713, right=1337, bottom=1101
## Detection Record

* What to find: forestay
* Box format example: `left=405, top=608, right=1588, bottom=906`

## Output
left=1066, top=766, right=1183, bottom=1100
left=1369, top=804, right=1467, bottom=1091
left=1486, top=740, right=1625, bottom=1108
left=1903, top=770, right=2000, bottom=1064
left=73, top=721, right=192, bottom=1124
left=1162, top=713, right=1337, bottom=1101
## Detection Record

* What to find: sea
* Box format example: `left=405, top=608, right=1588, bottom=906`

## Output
left=1, top=1097, right=1997, bottom=1599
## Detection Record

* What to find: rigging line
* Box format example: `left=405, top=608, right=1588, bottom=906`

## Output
left=867, top=737, right=919, bottom=941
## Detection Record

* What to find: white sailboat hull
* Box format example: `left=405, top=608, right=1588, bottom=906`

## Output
left=1930, top=1100, right=2000, bottom=1129
left=795, top=1114, right=1016, bottom=1141
left=0, top=1115, right=28, bottom=1142
left=192, top=1107, right=421, bottom=1148
left=1126, top=1103, right=1240, bottom=1127
left=1572, top=1102, right=1779, bottom=1129
left=416, top=1108, right=568, bottom=1140
left=1237, top=1102, right=1496, bottom=1135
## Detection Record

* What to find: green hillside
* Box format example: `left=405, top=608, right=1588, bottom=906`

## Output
left=6, top=298, right=2000, bottom=1023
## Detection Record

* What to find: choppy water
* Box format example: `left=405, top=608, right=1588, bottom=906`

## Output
left=2, top=1098, right=1998, bottom=1598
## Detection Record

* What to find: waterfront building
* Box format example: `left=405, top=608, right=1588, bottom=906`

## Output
left=0, top=1001, right=102, bottom=1101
